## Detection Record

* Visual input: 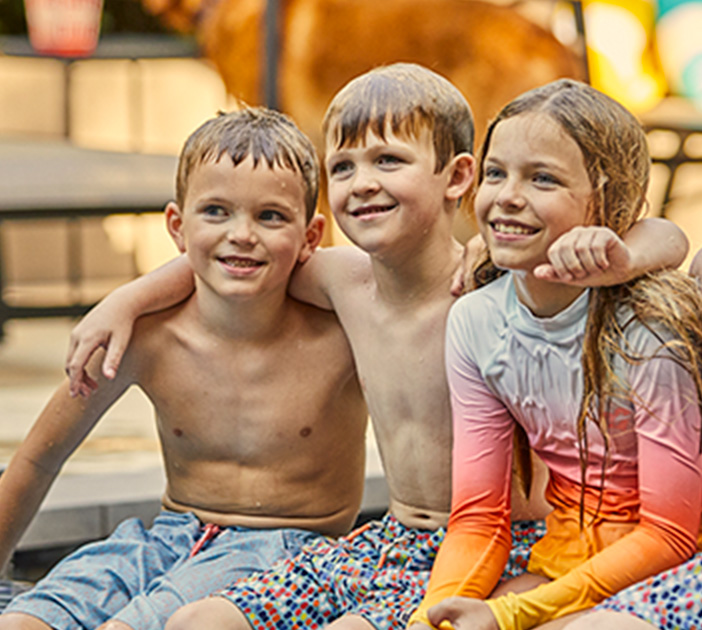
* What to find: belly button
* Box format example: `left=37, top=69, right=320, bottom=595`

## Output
left=299, top=426, right=312, bottom=438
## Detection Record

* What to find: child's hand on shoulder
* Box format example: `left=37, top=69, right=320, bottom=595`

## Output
left=534, top=226, right=633, bottom=286
left=451, top=234, right=487, bottom=296
left=65, top=289, right=135, bottom=398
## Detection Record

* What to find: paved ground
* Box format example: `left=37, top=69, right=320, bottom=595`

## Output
left=0, top=317, right=160, bottom=475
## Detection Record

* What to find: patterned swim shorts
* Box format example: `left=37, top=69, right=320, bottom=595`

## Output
left=596, top=551, right=702, bottom=630
left=221, top=515, right=546, bottom=630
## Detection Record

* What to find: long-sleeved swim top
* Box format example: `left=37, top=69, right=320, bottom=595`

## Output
left=409, top=273, right=702, bottom=630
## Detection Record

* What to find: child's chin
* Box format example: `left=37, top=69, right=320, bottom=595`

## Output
left=491, top=256, right=524, bottom=272
left=489, top=250, right=543, bottom=273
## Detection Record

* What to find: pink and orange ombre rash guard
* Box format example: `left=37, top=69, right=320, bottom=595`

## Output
left=410, top=274, right=702, bottom=630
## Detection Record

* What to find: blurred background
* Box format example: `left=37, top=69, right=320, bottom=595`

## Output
left=1, top=0, right=701, bottom=299
left=0, top=0, right=700, bottom=580
left=1, top=0, right=701, bottom=310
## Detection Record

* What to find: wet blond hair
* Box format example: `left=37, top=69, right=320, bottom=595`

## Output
left=322, top=63, right=475, bottom=172
left=176, top=107, right=319, bottom=222
left=474, top=79, right=702, bottom=514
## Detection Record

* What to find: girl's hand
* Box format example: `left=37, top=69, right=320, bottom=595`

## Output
left=427, top=597, right=499, bottom=630
left=534, top=226, right=633, bottom=286
left=65, top=291, right=136, bottom=398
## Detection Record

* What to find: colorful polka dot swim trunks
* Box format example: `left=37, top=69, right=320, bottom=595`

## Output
left=596, top=551, right=702, bottom=630
left=220, top=514, right=546, bottom=630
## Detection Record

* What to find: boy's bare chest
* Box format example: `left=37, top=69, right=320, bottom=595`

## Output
left=336, top=295, right=450, bottom=423
left=140, top=327, right=355, bottom=461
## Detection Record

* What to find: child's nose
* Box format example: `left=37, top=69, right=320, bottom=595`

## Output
left=496, top=179, right=526, bottom=210
left=227, top=216, right=258, bottom=245
left=351, top=164, right=381, bottom=196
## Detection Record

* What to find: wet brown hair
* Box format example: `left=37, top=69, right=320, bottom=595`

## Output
left=474, top=79, right=702, bottom=518
left=322, top=62, right=475, bottom=173
left=176, top=107, right=319, bottom=222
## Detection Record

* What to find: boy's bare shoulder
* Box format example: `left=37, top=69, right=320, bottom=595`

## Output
left=124, top=300, right=197, bottom=373
left=132, top=301, right=189, bottom=343
left=315, top=246, right=373, bottom=282
left=289, top=245, right=373, bottom=310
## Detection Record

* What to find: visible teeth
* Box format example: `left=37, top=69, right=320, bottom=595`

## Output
left=222, top=258, right=261, bottom=267
left=492, top=223, right=535, bottom=235
left=351, top=205, right=394, bottom=217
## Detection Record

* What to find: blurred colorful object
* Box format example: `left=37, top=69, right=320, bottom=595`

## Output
left=656, top=0, right=702, bottom=107
left=583, top=0, right=666, bottom=111
left=23, top=0, right=104, bottom=57
left=583, top=0, right=702, bottom=111
left=138, top=0, right=584, bottom=153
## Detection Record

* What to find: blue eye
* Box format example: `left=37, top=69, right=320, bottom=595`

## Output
left=533, top=172, right=559, bottom=186
left=484, top=166, right=505, bottom=180
left=202, top=205, right=226, bottom=217
left=329, top=160, right=353, bottom=176
left=377, top=154, right=402, bottom=167
left=260, top=209, right=286, bottom=223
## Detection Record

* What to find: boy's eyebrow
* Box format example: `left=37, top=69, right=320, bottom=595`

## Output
left=324, top=148, right=351, bottom=163
left=193, top=194, right=230, bottom=204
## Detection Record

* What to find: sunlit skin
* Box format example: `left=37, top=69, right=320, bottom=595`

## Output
left=59, top=115, right=689, bottom=630
left=417, top=117, right=694, bottom=630
left=474, top=112, right=593, bottom=317
left=170, top=154, right=313, bottom=310
left=417, top=113, right=598, bottom=630
left=326, top=128, right=459, bottom=266
left=0, top=157, right=368, bottom=630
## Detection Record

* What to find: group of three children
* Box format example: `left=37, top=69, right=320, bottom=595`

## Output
left=0, top=60, right=700, bottom=630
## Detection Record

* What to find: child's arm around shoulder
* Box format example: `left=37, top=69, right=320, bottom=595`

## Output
left=535, top=217, right=688, bottom=286
left=0, top=348, right=136, bottom=573
left=66, top=255, right=194, bottom=397
left=288, top=245, right=371, bottom=310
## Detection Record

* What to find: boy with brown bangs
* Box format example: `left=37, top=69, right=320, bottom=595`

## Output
left=65, top=64, right=688, bottom=630
left=0, top=107, right=367, bottom=630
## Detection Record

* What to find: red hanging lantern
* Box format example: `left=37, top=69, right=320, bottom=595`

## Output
left=23, top=0, right=104, bottom=57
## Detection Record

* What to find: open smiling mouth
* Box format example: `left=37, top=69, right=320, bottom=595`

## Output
left=219, top=256, right=265, bottom=268
left=490, top=221, right=539, bottom=235
left=349, top=204, right=397, bottom=217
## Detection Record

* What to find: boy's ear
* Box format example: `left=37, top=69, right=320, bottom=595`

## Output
left=298, top=215, right=326, bottom=264
left=165, top=201, right=186, bottom=254
left=445, top=153, right=476, bottom=202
